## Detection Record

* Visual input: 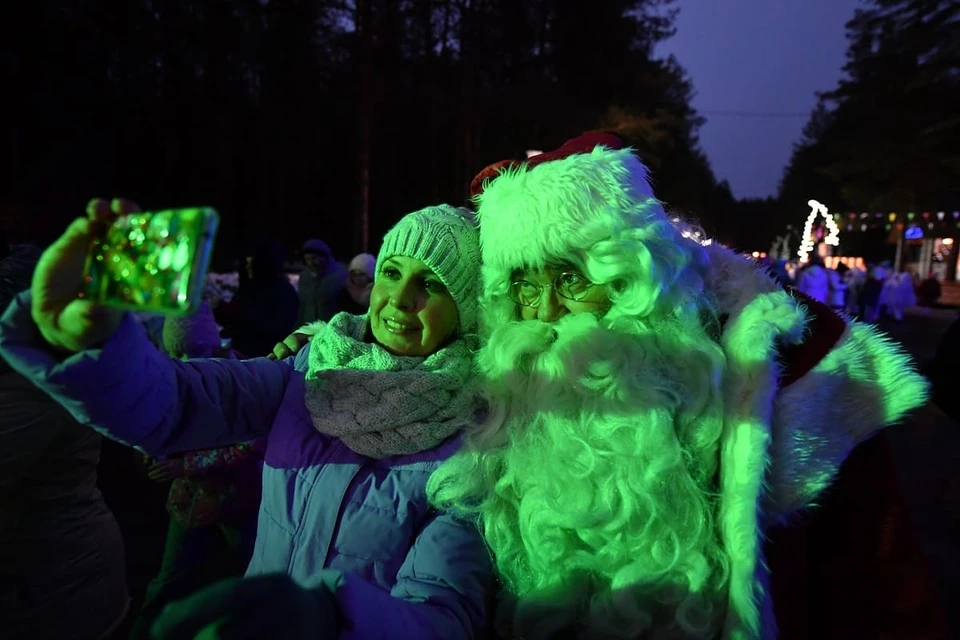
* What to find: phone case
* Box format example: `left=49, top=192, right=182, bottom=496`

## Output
left=80, top=207, right=220, bottom=315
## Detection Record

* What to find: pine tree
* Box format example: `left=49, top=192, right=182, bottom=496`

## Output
left=781, top=0, right=959, bottom=213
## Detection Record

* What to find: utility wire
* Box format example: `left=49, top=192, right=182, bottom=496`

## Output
left=699, top=109, right=809, bottom=119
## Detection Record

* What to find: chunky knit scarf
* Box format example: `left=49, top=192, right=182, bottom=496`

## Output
left=303, top=312, right=478, bottom=458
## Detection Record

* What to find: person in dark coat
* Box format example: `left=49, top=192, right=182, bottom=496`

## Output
left=0, top=243, right=129, bottom=639
left=918, top=271, right=943, bottom=307
left=217, top=237, right=299, bottom=358
left=297, top=239, right=347, bottom=324
left=927, top=314, right=960, bottom=423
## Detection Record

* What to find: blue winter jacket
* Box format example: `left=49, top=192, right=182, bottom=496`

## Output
left=0, top=292, right=492, bottom=639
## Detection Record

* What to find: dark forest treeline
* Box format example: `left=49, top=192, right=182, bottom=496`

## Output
left=1, top=0, right=741, bottom=267
left=5, top=1, right=952, bottom=264
left=777, top=0, right=959, bottom=245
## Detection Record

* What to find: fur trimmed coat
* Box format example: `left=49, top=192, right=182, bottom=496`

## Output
left=468, top=133, right=929, bottom=638
left=705, top=244, right=928, bottom=638
left=765, top=432, right=948, bottom=639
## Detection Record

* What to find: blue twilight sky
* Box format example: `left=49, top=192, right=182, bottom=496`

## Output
left=656, top=0, right=863, bottom=199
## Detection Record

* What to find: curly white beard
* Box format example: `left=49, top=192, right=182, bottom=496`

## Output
left=475, top=312, right=730, bottom=639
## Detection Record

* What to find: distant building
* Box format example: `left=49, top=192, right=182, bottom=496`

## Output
left=832, top=211, right=960, bottom=280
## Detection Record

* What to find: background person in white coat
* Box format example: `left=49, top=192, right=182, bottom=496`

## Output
left=796, top=254, right=830, bottom=304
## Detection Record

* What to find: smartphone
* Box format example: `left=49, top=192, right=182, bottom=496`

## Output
left=80, top=207, right=219, bottom=315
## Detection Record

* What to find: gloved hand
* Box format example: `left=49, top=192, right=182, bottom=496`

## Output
left=266, top=331, right=311, bottom=360
left=150, top=574, right=339, bottom=640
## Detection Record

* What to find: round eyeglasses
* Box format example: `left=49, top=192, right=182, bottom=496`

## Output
left=508, top=272, right=597, bottom=307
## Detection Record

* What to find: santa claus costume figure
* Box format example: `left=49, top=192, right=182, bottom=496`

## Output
left=427, top=133, right=929, bottom=639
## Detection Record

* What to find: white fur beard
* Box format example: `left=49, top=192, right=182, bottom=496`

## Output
left=478, top=314, right=728, bottom=638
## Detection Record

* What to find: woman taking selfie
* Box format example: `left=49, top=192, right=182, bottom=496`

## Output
left=0, top=199, right=491, bottom=639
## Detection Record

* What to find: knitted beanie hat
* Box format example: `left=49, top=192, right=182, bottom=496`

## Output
left=162, top=301, right=222, bottom=358
left=376, top=205, right=481, bottom=334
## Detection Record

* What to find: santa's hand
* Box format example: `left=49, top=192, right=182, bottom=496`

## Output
left=266, top=332, right=310, bottom=360
left=150, top=574, right=338, bottom=640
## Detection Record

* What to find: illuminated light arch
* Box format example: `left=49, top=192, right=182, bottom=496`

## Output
left=798, top=199, right=841, bottom=263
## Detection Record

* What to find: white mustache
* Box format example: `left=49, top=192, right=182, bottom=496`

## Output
left=481, top=314, right=601, bottom=375
left=481, top=312, right=705, bottom=425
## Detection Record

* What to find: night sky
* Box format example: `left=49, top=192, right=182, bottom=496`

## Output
left=658, top=0, right=862, bottom=199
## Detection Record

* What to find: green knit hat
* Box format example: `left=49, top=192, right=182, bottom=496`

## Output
left=376, top=205, right=481, bottom=334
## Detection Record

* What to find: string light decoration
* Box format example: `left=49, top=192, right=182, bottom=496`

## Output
left=798, top=199, right=841, bottom=263
left=824, top=211, right=958, bottom=232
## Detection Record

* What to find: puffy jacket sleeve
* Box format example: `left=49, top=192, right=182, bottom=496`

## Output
left=0, top=291, right=293, bottom=456
left=307, top=511, right=492, bottom=639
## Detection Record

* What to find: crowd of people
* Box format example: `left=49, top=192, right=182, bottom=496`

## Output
left=767, top=254, right=942, bottom=323
left=209, top=237, right=377, bottom=361
left=0, top=133, right=946, bottom=639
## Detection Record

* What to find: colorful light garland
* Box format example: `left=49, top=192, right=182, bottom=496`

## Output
left=834, top=211, right=960, bottom=233
left=834, top=211, right=960, bottom=223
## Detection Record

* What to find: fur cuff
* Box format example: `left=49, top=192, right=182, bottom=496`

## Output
left=766, top=322, right=930, bottom=521
left=296, top=321, right=326, bottom=338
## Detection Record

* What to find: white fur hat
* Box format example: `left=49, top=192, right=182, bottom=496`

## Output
left=472, top=132, right=663, bottom=286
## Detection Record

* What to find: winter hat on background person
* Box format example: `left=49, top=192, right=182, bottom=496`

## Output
left=162, top=302, right=222, bottom=358
left=344, top=253, right=377, bottom=310
left=376, top=205, right=481, bottom=335
left=302, top=239, right=331, bottom=256
left=348, top=253, right=377, bottom=278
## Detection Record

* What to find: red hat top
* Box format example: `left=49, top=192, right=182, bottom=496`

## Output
left=469, top=132, right=626, bottom=198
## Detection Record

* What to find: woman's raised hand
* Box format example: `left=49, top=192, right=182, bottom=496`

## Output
left=31, top=198, right=140, bottom=353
